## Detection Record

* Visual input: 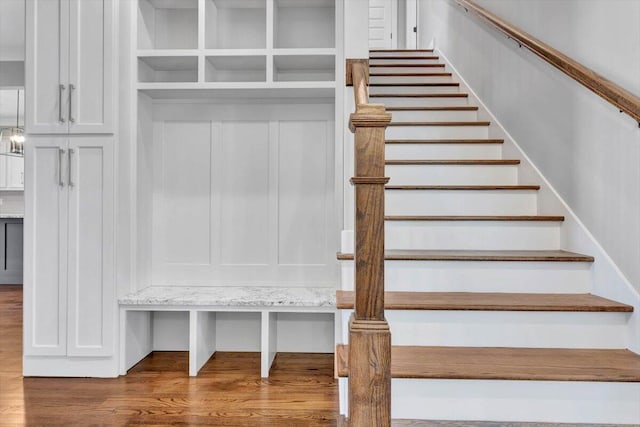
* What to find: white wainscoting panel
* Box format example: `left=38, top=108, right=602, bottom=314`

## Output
left=278, top=121, right=330, bottom=266
left=220, top=121, right=270, bottom=266
left=148, top=103, right=338, bottom=287
left=161, top=121, right=212, bottom=265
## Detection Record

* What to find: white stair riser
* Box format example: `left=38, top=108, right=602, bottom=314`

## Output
left=340, top=261, right=591, bottom=293
left=340, top=310, right=629, bottom=348
left=370, top=51, right=435, bottom=57
left=371, top=66, right=446, bottom=74
left=370, top=85, right=460, bottom=94
left=389, top=109, right=478, bottom=121
left=386, top=164, right=519, bottom=186
left=370, top=75, right=454, bottom=84
left=386, top=143, right=503, bottom=160
left=339, top=380, right=640, bottom=425
left=386, top=125, right=489, bottom=139
left=370, top=59, right=441, bottom=65
left=386, top=221, right=561, bottom=250
left=386, top=190, right=538, bottom=216
left=375, top=97, right=468, bottom=107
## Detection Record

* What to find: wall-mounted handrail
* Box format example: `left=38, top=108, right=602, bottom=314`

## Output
left=454, top=0, right=640, bottom=124
left=344, top=58, right=392, bottom=426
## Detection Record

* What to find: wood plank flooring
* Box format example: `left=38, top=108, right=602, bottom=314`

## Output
left=0, top=286, right=338, bottom=426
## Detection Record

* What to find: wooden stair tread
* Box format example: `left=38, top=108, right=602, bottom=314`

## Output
left=386, top=159, right=518, bottom=165
left=389, top=121, right=489, bottom=127
left=336, top=291, right=633, bottom=312
left=370, top=49, right=434, bottom=52
left=370, top=56, right=440, bottom=60
left=370, top=64, right=446, bottom=68
left=370, top=82, right=459, bottom=87
left=386, top=106, right=477, bottom=111
left=335, top=345, right=640, bottom=382
left=385, top=185, right=540, bottom=190
left=386, top=139, right=504, bottom=144
left=385, top=215, right=564, bottom=221
left=371, top=93, right=468, bottom=98
left=336, top=249, right=595, bottom=262
left=370, top=72, right=452, bottom=77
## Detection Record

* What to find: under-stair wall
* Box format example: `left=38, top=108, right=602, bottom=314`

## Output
left=417, top=0, right=640, bottom=297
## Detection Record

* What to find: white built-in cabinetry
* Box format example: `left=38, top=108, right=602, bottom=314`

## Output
left=136, top=0, right=336, bottom=95
left=24, top=136, right=114, bottom=358
left=23, top=0, right=117, bottom=376
left=127, top=0, right=342, bottom=359
left=25, top=0, right=114, bottom=134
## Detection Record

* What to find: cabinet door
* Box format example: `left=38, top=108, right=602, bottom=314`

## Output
left=0, top=154, right=6, bottom=189
left=6, top=156, right=25, bottom=190
left=23, top=137, right=68, bottom=356
left=25, top=0, right=70, bottom=134
left=68, top=0, right=114, bottom=134
left=66, top=137, right=114, bottom=356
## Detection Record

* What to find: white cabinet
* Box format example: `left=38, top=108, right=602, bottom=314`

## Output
left=4, top=156, right=24, bottom=189
left=24, top=136, right=114, bottom=357
left=0, top=141, right=24, bottom=191
left=26, top=0, right=114, bottom=134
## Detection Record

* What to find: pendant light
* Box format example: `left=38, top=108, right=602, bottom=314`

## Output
left=8, top=90, right=25, bottom=156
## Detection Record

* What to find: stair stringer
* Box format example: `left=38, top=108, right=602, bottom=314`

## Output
left=435, top=47, right=640, bottom=354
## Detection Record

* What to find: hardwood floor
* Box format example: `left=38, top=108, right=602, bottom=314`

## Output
left=1, top=286, right=631, bottom=426
left=0, top=286, right=339, bottom=426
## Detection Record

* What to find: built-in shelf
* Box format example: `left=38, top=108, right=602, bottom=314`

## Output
left=274, top=55, right=335, bottom=82
left=135, top=0, right=337, bottom=92
left=205, top=56, right=267, bottom=82
left=274, top=0, right=335, bottom=49
left=206, top=0, right=267, bottom=49
left=138, top=0, right=198, bottom=50
left=137, top=83, right=336, bottom=100
left=138, top=56, right=198, bottom=83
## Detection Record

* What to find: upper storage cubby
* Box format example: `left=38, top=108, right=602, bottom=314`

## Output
left=205, top=56, right=267, bottom=82
left=206, top=0, right=267, bottom=49
left=274, top=0, right=335, bottom=49
left=138, top=0, right=198, bottom=50
left=273, top=55, right=334, bottom=82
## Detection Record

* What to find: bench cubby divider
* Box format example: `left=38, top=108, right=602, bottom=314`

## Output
left=119, top=287, right=336, bottom=377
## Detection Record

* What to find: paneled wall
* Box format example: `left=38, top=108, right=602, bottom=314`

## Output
left=137, top=102, right=338, bottom=287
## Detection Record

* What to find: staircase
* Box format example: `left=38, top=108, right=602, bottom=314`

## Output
left=337, top=49, right=640, bottom=425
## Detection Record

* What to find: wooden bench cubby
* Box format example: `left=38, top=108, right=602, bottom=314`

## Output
left=119, top=286, right=337, bottom=377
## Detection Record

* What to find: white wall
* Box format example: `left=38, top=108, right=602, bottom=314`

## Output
left=0, top=0, right=25, bottom=61
left=418, top=0, right=640, bottom=292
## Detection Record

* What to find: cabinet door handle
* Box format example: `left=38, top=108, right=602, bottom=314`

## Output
left=68, top=149, right=74, bottom=188
left=68, top=84, right=75, bottom=124
left=59, top=84, right=66, bottom=123
left=58, top=149, right=66, bottom=187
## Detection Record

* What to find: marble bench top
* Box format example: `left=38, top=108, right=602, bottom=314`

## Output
left=119, top=286, right=336, bottom=308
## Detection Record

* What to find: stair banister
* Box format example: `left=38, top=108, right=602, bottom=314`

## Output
left=453, top=0, right=640, bottom=125
left=345, top=58, right=393, bottom=426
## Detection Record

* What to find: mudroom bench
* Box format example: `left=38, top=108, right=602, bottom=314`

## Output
left=119, top=286, right=337, bottom=377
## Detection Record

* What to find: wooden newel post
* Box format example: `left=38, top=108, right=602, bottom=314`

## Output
left=348, top=103, right=392, bottom=426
